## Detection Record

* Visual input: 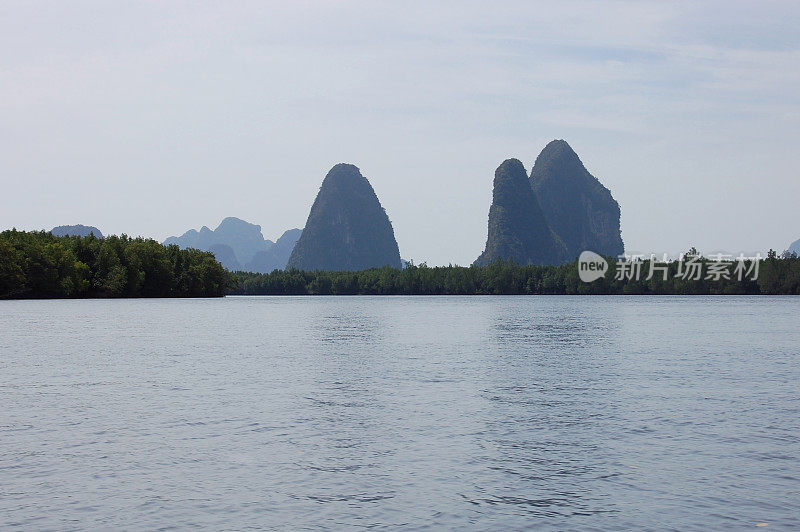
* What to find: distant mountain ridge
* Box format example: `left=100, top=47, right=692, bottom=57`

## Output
left=287, top=163, right=401, bottom=271
left=247, top=228, right=303, bottom=273
left=164, top=217, right=269, bottom=267
left=51, top=224, right=103, bottom=238
left=789, top=238, right=800, bottom=256
left=164, top=217, right=301, bottom=272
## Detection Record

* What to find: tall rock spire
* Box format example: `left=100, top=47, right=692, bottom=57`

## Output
left=474, top=159, right=566, bottom=266
left=287, top=163, right=401, bottom=271
left=530, top=140, right=624, bottom=260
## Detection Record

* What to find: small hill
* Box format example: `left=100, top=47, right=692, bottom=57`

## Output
left=51, top=225, right=103, bottom=238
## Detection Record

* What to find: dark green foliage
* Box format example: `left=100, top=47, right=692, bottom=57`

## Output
left=0, top=239, right=31, bottom=298
left=475, top=159, right=566, bottom=266
left=5, top=229, right=798, bottom=298
left=0, top=230, right=231, bottom=299
left=530, top=140, right=624, bottom=260
left=757, top=250, right=800, bottom=295
left=230, top=254, right=800, bottom=296
left=287, top=163, right=402, bottom=271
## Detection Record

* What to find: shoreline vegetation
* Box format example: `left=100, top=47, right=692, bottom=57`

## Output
left=1, top=230, right=230, bottom=299
left=231, top=254, right=799, bottom=296
left=2, top=230, right=799, bottom=299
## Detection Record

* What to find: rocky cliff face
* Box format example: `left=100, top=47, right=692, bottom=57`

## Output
left=529, top=140, right=623, bottom=260
left=474, top=159, right=566, bottom=266
left=51, top=225, right=103, bottom=238
left=287, top=164, right=401, bottom=271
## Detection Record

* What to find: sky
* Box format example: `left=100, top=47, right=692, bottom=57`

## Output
left=2, top=0, right=799, bottom=265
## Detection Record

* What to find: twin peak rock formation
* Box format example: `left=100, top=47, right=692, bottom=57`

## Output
left=163, top=140, right=622, bottom=271
left=476, top=139, right=623, bottom=266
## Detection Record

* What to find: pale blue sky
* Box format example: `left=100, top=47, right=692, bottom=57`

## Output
left=2, top=1, right=798, bottom=264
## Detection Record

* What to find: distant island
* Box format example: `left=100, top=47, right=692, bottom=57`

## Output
left=51, top=224, right=103, bottom=238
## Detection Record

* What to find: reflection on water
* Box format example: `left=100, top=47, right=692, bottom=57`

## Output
left=315, top=315, right=382, bottom=344
left=1, top=296, right=799, bottom=529
left=456, top=299, right=626, bottom=519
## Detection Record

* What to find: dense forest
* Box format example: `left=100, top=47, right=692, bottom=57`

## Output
left=231, top=253, right=800, bottom=296
left=2, top=230, right=799, bottom=298
left=0, top=230, right=231, bottom=298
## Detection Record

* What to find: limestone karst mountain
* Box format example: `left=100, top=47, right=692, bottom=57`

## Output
left=245, top=228, right=302, bottom=273
left=474, top=159, right=566, bottom=266
left=287, top=163, right=401, bottom=271
left=207, top=243, right=241, bottom=271
left=207, top=217, right=270, bottom=266
left=164, top=216, right=272, bottom=266
left=165, top=217, right=302, bottom=271
left=51, top=225, right=103, bottom=238
left=530, top=140, right=624, bottom=260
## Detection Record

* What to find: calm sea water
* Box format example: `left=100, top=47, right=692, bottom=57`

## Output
left=1, top=296, right=798, bottom=530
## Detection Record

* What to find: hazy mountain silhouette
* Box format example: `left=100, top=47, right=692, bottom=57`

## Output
left=530, top=140, right=624, bottom=260
left=474, top=159, right=566, bottom=266
left=245, top=228, right=302, bottom=273
left=208, top=217, right=271, bottom=266
left=165, top=217, right=274, bottom=269
left=789, top=238, right=800, bottom=255
left=207, top=243, right=241, bottom=271
left=51, top=224, right=102, bottom=238
left=287, top=163, right=401, bottom=271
